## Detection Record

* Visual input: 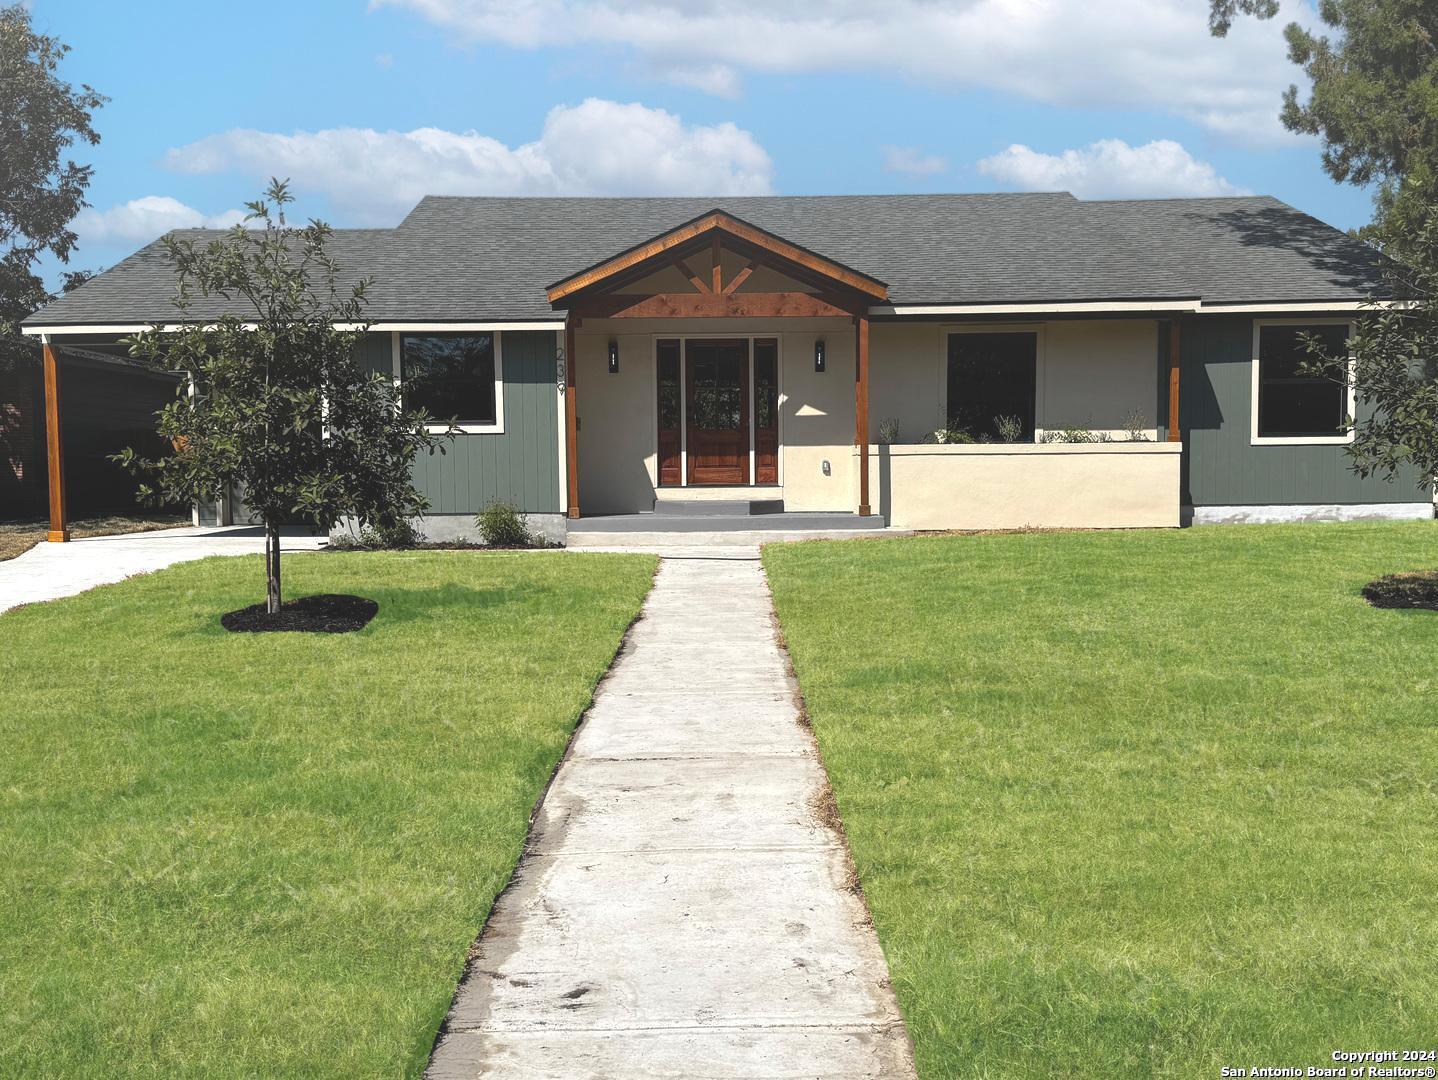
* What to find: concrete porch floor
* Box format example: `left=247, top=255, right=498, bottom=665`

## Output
left=565, top=512, right=904, bottom=548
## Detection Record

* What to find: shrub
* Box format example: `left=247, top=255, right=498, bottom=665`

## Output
left=878, top=417, right=901, bottom=445
left=1122, top=409, right=1152, bottom=442
left=476, top=501, right=533, bottom=548
left=367, top=518, right=420, bottom=549
left=1041, top=426, right=1100, bottom=444
left=993, top=415, right=1024, bottom=443
left=328, top=517, right=420, bottom=551
left=921, top=426, right=978, bottom=445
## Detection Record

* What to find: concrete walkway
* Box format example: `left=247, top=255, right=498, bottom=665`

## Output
left=0, top=525, right=326, bottom=615
left=428, top=549, right=916, bottom=1079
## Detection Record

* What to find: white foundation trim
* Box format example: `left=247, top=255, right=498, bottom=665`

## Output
left=1191, top=502, right=1434, bottom=525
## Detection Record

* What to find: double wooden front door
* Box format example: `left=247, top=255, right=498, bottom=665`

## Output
left=657, top=338, right=778, bottom=486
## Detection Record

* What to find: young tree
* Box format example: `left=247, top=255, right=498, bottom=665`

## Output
left=1209, top=0, right=1438, bottom=255
left=118, top=180, right=451, bottom=615
left=0, top=4, right=106, bottom=370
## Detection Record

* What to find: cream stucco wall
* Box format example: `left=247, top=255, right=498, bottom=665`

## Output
left=1039, top=320, right=1159, bottom=437
left=873, top=442, right=1182, bottom=530
left=574, top=329, right=658, bottom=515
left=868, top=322, right=948, bottom=446
left=778, top=322, right=858, bottom=511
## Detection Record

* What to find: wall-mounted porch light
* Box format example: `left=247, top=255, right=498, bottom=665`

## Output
left=608, top=340, right=619, bottom=374
left=814, top=339, right=826, bottom=372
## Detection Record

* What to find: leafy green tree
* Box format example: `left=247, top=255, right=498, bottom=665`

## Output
left=118, top=180, right=451, bottom=614
left=1299, top=209, right=1438, bottom=497
left=0, top=4, right=106, bottom=370
left=1209, top=0, right=1438, bottom=253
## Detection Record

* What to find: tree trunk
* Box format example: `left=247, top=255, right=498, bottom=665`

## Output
left=265, top=521, right=282, bottom=615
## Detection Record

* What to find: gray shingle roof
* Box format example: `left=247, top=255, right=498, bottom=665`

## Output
left=24, top=192, right=1393, bottom=327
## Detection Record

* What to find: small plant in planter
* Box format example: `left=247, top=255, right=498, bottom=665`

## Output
left=1041, top=426, right=1101, bottom=444
left=476, top=501, right=534, bottom=548
left=877, top=418, right=901, bottom=445
left=922, top=426, right=978, bottom=445
left=993, top=415, right=1024, bottom=443
left=1122, top=409, right=1152, bottom=442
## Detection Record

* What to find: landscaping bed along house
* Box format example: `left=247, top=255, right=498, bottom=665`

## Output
left=0, top=550, right=656, bottom=1078
left=764, top=521, right=1438, bottom=1079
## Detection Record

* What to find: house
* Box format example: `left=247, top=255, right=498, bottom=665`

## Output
left=20, top=192, right=1434, bottom=542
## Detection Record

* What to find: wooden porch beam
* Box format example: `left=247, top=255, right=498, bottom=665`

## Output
left=42, top=341, right=69, bottom=542
left=1168, top=319, right=1181, bottom=443
left=672, top=257, right=711, bottom=293
left=855, top=315, right=871, bottom=518
left=564, top=316, right=580, bottom=519
left=711, top=235, right=722, bottom=293
left=722, top=261, right=757, bottom=295
left=574, top=291, right=858, bottom=320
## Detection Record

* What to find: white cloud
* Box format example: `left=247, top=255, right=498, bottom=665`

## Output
left=977, top=139, right=1248, bottom=199
left=374, top=52, right=395, bottom=69
left=373, top=0, right=1314, bottom=142
left=164, top=98, right=773, bottom=224
left=882, top=145, right=948, bottom=178
left=72, top=195, right=247, bottom=247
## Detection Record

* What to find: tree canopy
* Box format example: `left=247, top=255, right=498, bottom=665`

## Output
left=0, top=4, right=106, bottom=368
left=1211, top=0, right=1438, bottom=253
left=119, top=180, right=452, bottom=613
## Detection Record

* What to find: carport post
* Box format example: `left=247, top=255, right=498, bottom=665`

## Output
left=42, top=337, right=69, bottom=542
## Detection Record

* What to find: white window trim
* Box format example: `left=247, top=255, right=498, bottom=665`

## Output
left=1250, top=318, right=1356, bottom=446
left=939, top=323, right=1047, bottom=441
left=392, top=330, right=506, bottom=434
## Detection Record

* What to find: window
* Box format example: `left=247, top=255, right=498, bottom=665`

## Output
left=947, top=331, right=1037, bottom=442
left=1253, top=322, right=1351, bottom=442
left=400, top=333, right=501, bottom=430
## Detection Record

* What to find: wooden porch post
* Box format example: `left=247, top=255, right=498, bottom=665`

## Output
left=564, top=315, right=581, bottom=518
left=855, top=314, right=871, bottom=517
left=42, top=340, right=69, bottom=542
left=1167, top=319, right=1181, bottom=443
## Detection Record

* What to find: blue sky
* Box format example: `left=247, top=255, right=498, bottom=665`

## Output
left=31, top=0, right=1373, bottom=285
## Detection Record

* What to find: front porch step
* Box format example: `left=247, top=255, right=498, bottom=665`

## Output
left=654, top=487, right=785, bottom=516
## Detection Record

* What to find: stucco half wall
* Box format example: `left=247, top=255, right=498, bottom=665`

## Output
left=869, top=442, right=1183, bottom=530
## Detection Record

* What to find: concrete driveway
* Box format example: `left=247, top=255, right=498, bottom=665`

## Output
left=0, top=525, right=327, bottom=615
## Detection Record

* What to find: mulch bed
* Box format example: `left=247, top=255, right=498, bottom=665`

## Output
left=221, top=594, right=379, bottom=633
left=1361, top=571, right=1438, bottom=612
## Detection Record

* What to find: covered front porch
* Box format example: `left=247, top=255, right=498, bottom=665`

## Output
left=552, top=209, right=1185, bottom=532
left=553, top=210, right=885, bottom=524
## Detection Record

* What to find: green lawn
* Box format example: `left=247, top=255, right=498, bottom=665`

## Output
left=764, top=523, right=1438, bottom=1079
left=0, top=550, right=655, bottom=1078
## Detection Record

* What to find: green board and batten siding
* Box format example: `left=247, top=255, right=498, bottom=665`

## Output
left=1163, top=315, right=1431, bottom=509
left=357, top=330, right=561, bottom=514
